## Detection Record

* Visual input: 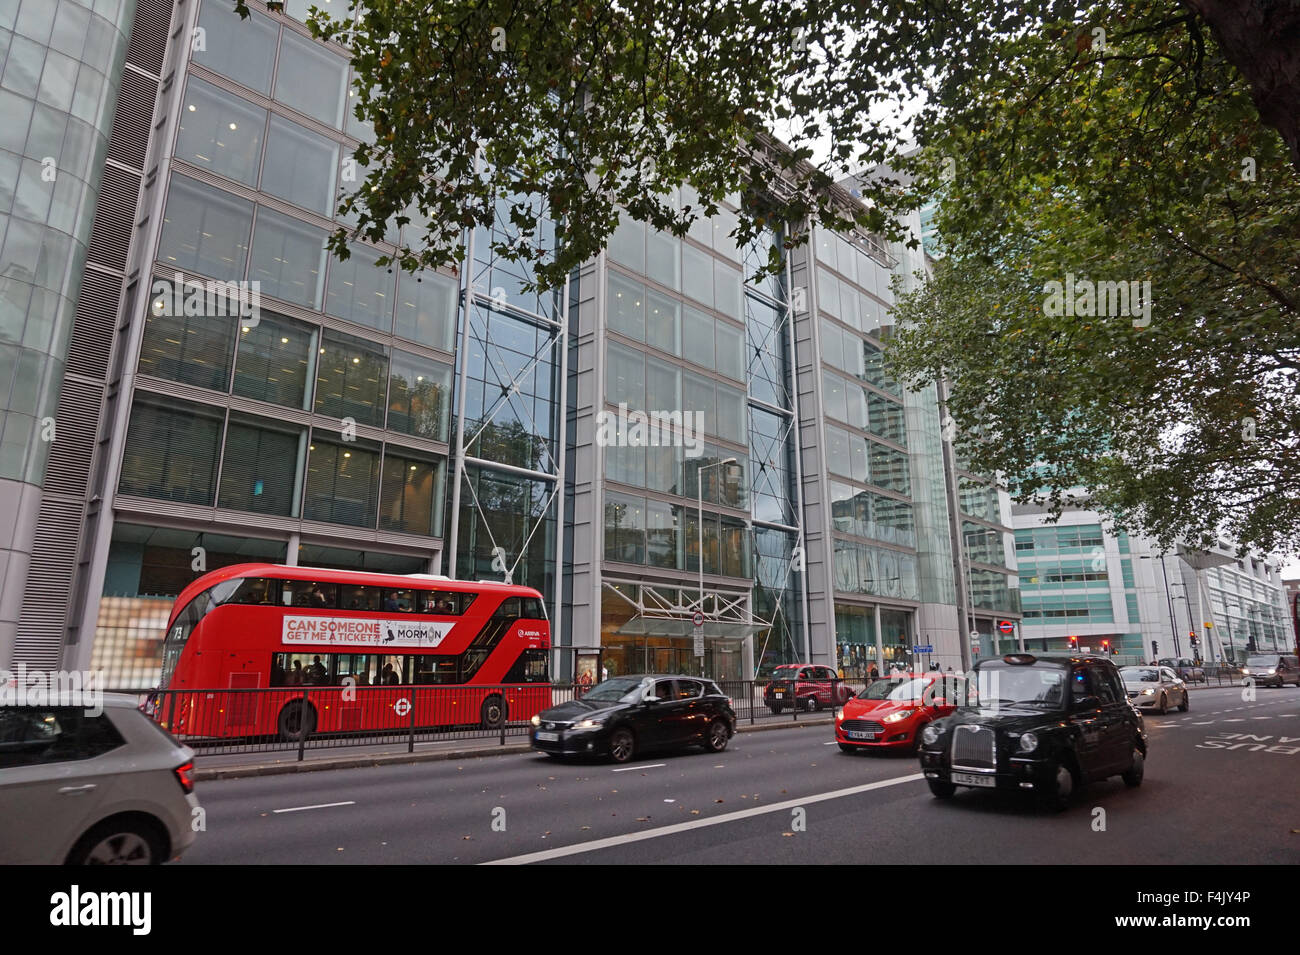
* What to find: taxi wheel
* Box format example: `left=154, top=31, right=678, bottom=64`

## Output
left=768, top=705, right=783, bottom=715
left=927, top=778, right=956, bottom=799
left=1157, top=693, right=1168, bottom=715
left=1041, top=762, right=1075, bottom=812
left=1122, top=745, right=1145, bottom=787
left=1178, top=691, right=1189, bottom=712
left=609, top=728, right=635, bottom=763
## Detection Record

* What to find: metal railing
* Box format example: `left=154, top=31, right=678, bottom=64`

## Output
left=111, top=679, right=855, bottom=762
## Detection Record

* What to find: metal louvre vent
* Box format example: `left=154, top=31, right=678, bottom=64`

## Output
left=64, top=269, right=122, bottom=379
left=43, top=380, right=104, bottom=494
left=107, top=69, right=160, bottom=170
left=14, top=494, right=83, bottom=666
left=86, top=165, right=142, bottom=272
left=951, top=724, right=996, bottom=770
left=125, top=0, right=176, bottom=76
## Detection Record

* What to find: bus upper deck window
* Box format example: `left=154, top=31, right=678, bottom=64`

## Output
left=424, top=591, right=460, bottom=615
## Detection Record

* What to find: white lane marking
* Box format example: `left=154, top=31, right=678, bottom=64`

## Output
left=1224, top=719, right=1244, bottom=723
left=272, top=801, right=356, bottom=814
left=1188, top=721, right=1213, bottom=725
left=481, top=773, right=924, bottom=865
left=1252, top=717, right=1272, bottom=720
left=612, top=763, right=665, bottom=773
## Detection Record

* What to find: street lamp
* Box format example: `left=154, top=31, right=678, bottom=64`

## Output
left=696, top=457, right=737, bottom=621
left=1139, top=554, right=1182, bottom=656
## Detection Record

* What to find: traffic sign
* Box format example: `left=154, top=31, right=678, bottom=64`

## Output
left=911, top=644, right=934, bottom=654
left=693, top=612, right=704, bottom=656
left=692, top=612, right=704, bottom=627
left=998, top=620, right=1014, bottom=634
left=968, top=630, right=979, bottom=643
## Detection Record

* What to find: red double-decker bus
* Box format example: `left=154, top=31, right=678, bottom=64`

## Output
left=152, top=563, right=551, bottom=740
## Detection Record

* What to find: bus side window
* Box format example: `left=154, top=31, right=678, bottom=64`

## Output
left=341, top=585, right=380, bottom=611
left=383, top=589, right=415, bottom=612
left=424, top=591, right=460, bottom=615
left=521, top=597, right=545, bottom=619
left=377, top=655, right=405, bottom=685
left=494, top=596, right=522, bottom=619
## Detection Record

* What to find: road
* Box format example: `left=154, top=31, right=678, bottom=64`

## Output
left=181, top=685, right=1300, bottom=864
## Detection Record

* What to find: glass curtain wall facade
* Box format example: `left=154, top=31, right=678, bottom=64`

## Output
left=0, top=0, right=136, bottom=661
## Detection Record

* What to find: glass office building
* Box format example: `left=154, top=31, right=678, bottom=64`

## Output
left=5, top=0, right=1018, bottom=685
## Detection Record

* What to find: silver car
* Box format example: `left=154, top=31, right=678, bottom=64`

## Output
left=1121, top=666, right=1189, bottom=714
left=0, top=693, right=200, bottom=864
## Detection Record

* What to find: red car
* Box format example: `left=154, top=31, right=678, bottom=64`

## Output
left=834, top=673, right=959, bottom=752
left=763, top=664, right=854, bottom=713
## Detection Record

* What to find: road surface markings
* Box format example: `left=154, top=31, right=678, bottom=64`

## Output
left=272, top=801, right=356, bottom=814
left=1188, top=721, right=1214, bottom=726
left=481, top=773, right=924, bottom=865
left=1252, top=716, right=1272, bottom=720
left=612, top=763, right=665, bottom=773
left=1224, top=719, right=1244, bottom=723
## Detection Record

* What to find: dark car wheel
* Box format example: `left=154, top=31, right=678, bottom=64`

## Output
left=1178, top=691, right=1189, bottom=712
left=609, top=728, right=635, bottom=763
left=67, top=817, right=166, bottom=865
left=705, top=720, right=729, bottom=753
left=1040, top=762, right=1075, bottom=812
left=1122, top=744, right=1145, bottom=787
left=1158, top=693, right=1168, bottom=715
left=277, top=700, right=317, bottom=741
left=927, top=778, right=956, bottom=799
left=767, top=704, right=783, bottom=715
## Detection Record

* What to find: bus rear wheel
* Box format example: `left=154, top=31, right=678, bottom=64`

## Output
left=480, top=694, right=507, bottom=730
left=277, top=701, right=317, bottom=741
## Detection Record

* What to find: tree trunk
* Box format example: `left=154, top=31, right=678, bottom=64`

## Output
left=1181, top=0, right=1300, bottom=171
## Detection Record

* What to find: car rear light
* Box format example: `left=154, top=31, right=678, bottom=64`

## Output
left=174, top=761, right=196, bottom=795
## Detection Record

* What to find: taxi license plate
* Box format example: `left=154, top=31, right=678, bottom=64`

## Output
left=536, top=731, right=559, bottom=742
left=773, top=691, right=784, bottom=697
left=847, top=731, right=877, bottom=740
left=952, top=772, right=995, bottom=787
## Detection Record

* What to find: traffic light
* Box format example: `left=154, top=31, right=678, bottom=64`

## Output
left=1101, top=639, right=1110, bottom=655
left=1068, top=635, right=1078, bottom=650
left=1189, top=632, right=1199, bottom=647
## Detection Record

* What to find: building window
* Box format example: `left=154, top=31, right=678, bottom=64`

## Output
left=193, top=3, right=277, bottom=94
left=260, top=114, right=338, bottom=216
left=137, top=280, right=237, bottom=392
left=682, top=305, right=714, bottom=368
left=118, top=396, right=223, bottom=505
left=607, top=272, right=644, bottom=341
left=158, top=176, right=253, bottom=280
left=232, top=310, right=315, bottom=409
left=379, top=450, right=443, bottom=536
left=218, top=412, right=303, bottom=516
left=249, top=207, right=327, bottom=308
left=325, top=241, right=394, bottom=330
left=606, top=341, right=644, bottom=408
left=644, top=356, right=680, bottom=414
left=315, top=329, right=387, bottom=426
left=715, top=320, right=744, bottom=381
left=304, top=433, right=380, bottom=527
left=174, top=77, right=265, bottom=186
left=605, top=491, right=646, bottom=564
left=387, top=350, right=452, bottom=442
left=645, top=288, right=679, bottom=354
left=646, top=499, right=679, bottom=569
left=395, top=269, right=457, bottom=353
left=273, top=28, right=347, bottom=128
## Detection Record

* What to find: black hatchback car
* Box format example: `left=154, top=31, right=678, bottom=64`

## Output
left=919, top=654, right=1147, bottom=810
left=530, top=674, right=736, bottom=763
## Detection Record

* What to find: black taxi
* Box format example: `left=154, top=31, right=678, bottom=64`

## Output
left=919, top=654, right=1146, bottom=810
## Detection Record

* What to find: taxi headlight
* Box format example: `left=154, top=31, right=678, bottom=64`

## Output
left=1019, top=732, right=1038, bottom=753
left=921, top=724, right=940, bottom=746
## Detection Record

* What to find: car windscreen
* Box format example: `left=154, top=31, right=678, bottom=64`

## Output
left=1121, top=668, right=1160, bottom=682
left=858, top=677, right=930, bottom=701
left=581, top=677, right=647, bottom=703
left=1246, top=656, right=1278, bottom=668
left=963, top=664, right=1065, bottom=707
